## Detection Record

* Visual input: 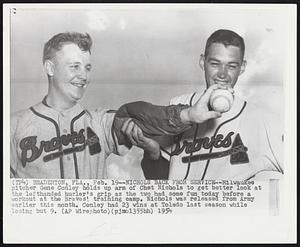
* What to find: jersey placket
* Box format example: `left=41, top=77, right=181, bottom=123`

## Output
left=183, top=93, right=209, bottom=180
left=29, top=106, right=65, bottom=178
left=58, top=112, right=76, bottom=179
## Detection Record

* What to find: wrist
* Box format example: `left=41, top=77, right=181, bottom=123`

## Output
left=144, top=149, right=161, bottom=160
left=180, top=108, right=192, bottom=124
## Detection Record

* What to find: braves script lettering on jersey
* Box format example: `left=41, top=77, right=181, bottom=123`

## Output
left=160, top=92, right=284, bottom=180
left=10, top=98, right=125, bottom=179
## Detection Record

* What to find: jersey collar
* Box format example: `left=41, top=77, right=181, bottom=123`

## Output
left=32, top=96, right=85, bottom=120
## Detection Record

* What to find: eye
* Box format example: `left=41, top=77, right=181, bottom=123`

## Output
left=70, top=64, right=80, bottom=70
left=210, top=62, right=219, bottom=67
left=86, top=65, right=92, bottom=72
left=228, top=64, right=238, bottom=70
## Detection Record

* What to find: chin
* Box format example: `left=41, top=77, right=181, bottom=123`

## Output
left=74, top=96, right=82, bottom=102
left=75, top=91, right=86, bottom=99
left=70, top=94, right=83, bottom=102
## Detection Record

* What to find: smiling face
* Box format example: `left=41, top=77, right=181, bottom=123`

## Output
left=46, top=43, right=92, bottom=108
left=200, top=42, right=246, bottom=89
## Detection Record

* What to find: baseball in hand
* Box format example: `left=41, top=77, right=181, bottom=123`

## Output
left=209, top=89, right=234, bottom=113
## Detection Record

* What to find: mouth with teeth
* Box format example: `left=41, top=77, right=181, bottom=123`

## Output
left=70, top=82, right=87, bottom=88
left=214, top=81, right=231, bottom=87
left=215, top=80, right=229, bottom=84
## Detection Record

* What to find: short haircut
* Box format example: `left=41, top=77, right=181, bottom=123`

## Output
left=204, top=29, right=245, bottom=60
left=42, top=32, right=92, bottom=64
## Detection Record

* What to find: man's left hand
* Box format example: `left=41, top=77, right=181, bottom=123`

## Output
left=121, top=119, right=161, bottom=160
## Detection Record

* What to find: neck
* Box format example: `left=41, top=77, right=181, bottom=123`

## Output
left=46, top=87, right=76, bottom=112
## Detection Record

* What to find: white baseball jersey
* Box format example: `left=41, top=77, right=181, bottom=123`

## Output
left=160, top=92, right=284, bottom=180
left=10, top=99, right=127, bottom=179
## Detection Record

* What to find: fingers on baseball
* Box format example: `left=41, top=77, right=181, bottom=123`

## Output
left=227, top=87, right=234, bottom=94
left=206, top=111, right=222, bottom=119
left=200, top=84, right=219, bottom=103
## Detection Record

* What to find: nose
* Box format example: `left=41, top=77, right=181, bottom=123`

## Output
left=77, top=67, right=88, bottom=81
left=217, top=65, right=228, bottom=79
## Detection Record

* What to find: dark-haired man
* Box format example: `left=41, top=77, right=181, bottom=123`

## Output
left=141, top=29, right=284, bottom=180
left=10, top=32, right=223, bottom=179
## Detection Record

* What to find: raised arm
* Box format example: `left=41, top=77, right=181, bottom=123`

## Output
left=113, top=84, right=224, bottom=145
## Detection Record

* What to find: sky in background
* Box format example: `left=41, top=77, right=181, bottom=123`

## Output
left=11, top=6, right=284, bottom=85
left=9, top=4, right=288, bottom=178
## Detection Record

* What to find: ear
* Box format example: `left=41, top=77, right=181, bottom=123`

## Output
left=239, top=60, right=247, bottom=75
left=199, top=54, right=205, bottom=71
left=44, top=60, right=55, bottom=77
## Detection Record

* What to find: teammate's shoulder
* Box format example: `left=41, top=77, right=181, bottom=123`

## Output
left=250, top=170, right=284, bottom=181
left=11, top=101, right=46, bottom=123
left=10, top=107, right=34, bottom=133
left=170, top=92, right=198, bottom=105
left=239, top=96, right=283, bottom=135
left=243, top=100, right=261, bottom=113
left=243, top=98, right=280, bottom=122
left=11, top=107, right=32, bottom=122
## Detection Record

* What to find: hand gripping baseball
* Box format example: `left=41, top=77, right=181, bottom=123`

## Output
left=180, top=84, right=232, bottom=124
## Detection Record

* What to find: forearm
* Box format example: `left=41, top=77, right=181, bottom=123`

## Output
left=114, top=101, right=192, bottom=140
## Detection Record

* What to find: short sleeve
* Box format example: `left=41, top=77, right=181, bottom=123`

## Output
left=94, top=109, right=130, bottom=157
left=10, top=112, right=20, bottom=178
left=260, top=117, right=284, bottom=173
left=246, top=107, right=284, bottom=180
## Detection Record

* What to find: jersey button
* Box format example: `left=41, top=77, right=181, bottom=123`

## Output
left=67, top=156, right=71, bottom=161
left=63, top=129, right=68, bottom=133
